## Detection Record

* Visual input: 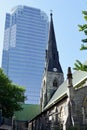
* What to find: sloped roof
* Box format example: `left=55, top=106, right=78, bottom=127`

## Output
left=46, top=13, right=63, bottom=73
left=15, top=104, right=40, bottom=121
left=44, top=70, right=87, bottom=110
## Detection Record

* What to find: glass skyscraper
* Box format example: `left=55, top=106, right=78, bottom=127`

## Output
left=2, top=5, right=49, bottom=104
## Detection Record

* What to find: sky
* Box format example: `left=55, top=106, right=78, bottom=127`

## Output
left=0, top=0, right=87, bottom=79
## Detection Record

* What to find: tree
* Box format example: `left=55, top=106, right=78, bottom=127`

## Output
left=0, top=68, right=26, bottom=118
left=74, top=11, right=87, bottom=71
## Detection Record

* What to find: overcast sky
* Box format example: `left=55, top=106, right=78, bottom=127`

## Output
left=0, top=0, right=87, bottom=78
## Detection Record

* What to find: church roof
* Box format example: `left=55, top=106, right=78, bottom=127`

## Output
left=46, top=13, right=63, bottom=73
left=44, top=69, right=87, bottom=110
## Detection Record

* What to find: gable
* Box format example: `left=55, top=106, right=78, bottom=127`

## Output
left=44, top=70, right=87, bottom=110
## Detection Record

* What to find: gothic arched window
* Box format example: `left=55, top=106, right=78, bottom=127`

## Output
left=53, top=79, right=58, bottom=87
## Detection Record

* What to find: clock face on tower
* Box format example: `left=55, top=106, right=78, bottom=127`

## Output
left=53, top=68, right=57, bottom=72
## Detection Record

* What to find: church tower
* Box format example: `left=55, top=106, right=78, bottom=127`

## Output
left=40, top=13, right=64, bottom=110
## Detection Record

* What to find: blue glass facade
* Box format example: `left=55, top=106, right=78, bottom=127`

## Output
left=2, top=5, right=49, bottom=104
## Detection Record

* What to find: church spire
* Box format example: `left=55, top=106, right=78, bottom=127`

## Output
left=40, top=13, right=64, bottom=110
left=46, top=13, right=63, bottom=73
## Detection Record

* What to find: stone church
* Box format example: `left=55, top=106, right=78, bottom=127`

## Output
left=28, top=13, right=87, bottom=130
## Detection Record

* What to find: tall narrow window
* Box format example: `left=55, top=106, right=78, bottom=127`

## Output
left=53, top=79, right=58, bottom=87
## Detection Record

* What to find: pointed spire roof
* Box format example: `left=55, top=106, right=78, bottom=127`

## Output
left=48, top=13, right=57, bottom=51
left=45, top=13, right=63, bottom=73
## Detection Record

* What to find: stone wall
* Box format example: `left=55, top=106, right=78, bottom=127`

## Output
left=74, top=86, right=87, bottom=126
left=28, top=97, right=67, bottom=130
left=28, top=85, right=87, bottom=130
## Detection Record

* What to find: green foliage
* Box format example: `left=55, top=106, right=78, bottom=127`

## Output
left=82, top=11, right=87, bottom=21
left=81, top=39, right=87, bottom=43
left=80, top=44, right=87, bottom=50
left=82, top=11, right=87, bottom=15
left=0, top=68, right=26, bottom=118
left=74, top=60, right=87, bottom=71
left=74, top=9, right=87, bottom=71
left=78, top=24, right=87, bottom=31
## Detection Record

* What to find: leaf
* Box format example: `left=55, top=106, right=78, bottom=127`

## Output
left=74, top=60, right=82, bottom=70
left=80, top=43, right=87, bottom=50
left=84, top=30, right=87, bottom=35
left=78, top=25, right=83, bottom=31
left=74, top=60, right=87, bottom=72
left=81, top=39, right=87, bottom=43
left=82, top=11, right=87, bottom=15
left=84, top=15, right=87, bottom=21
left=78, top=24, right=84, bottom=31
